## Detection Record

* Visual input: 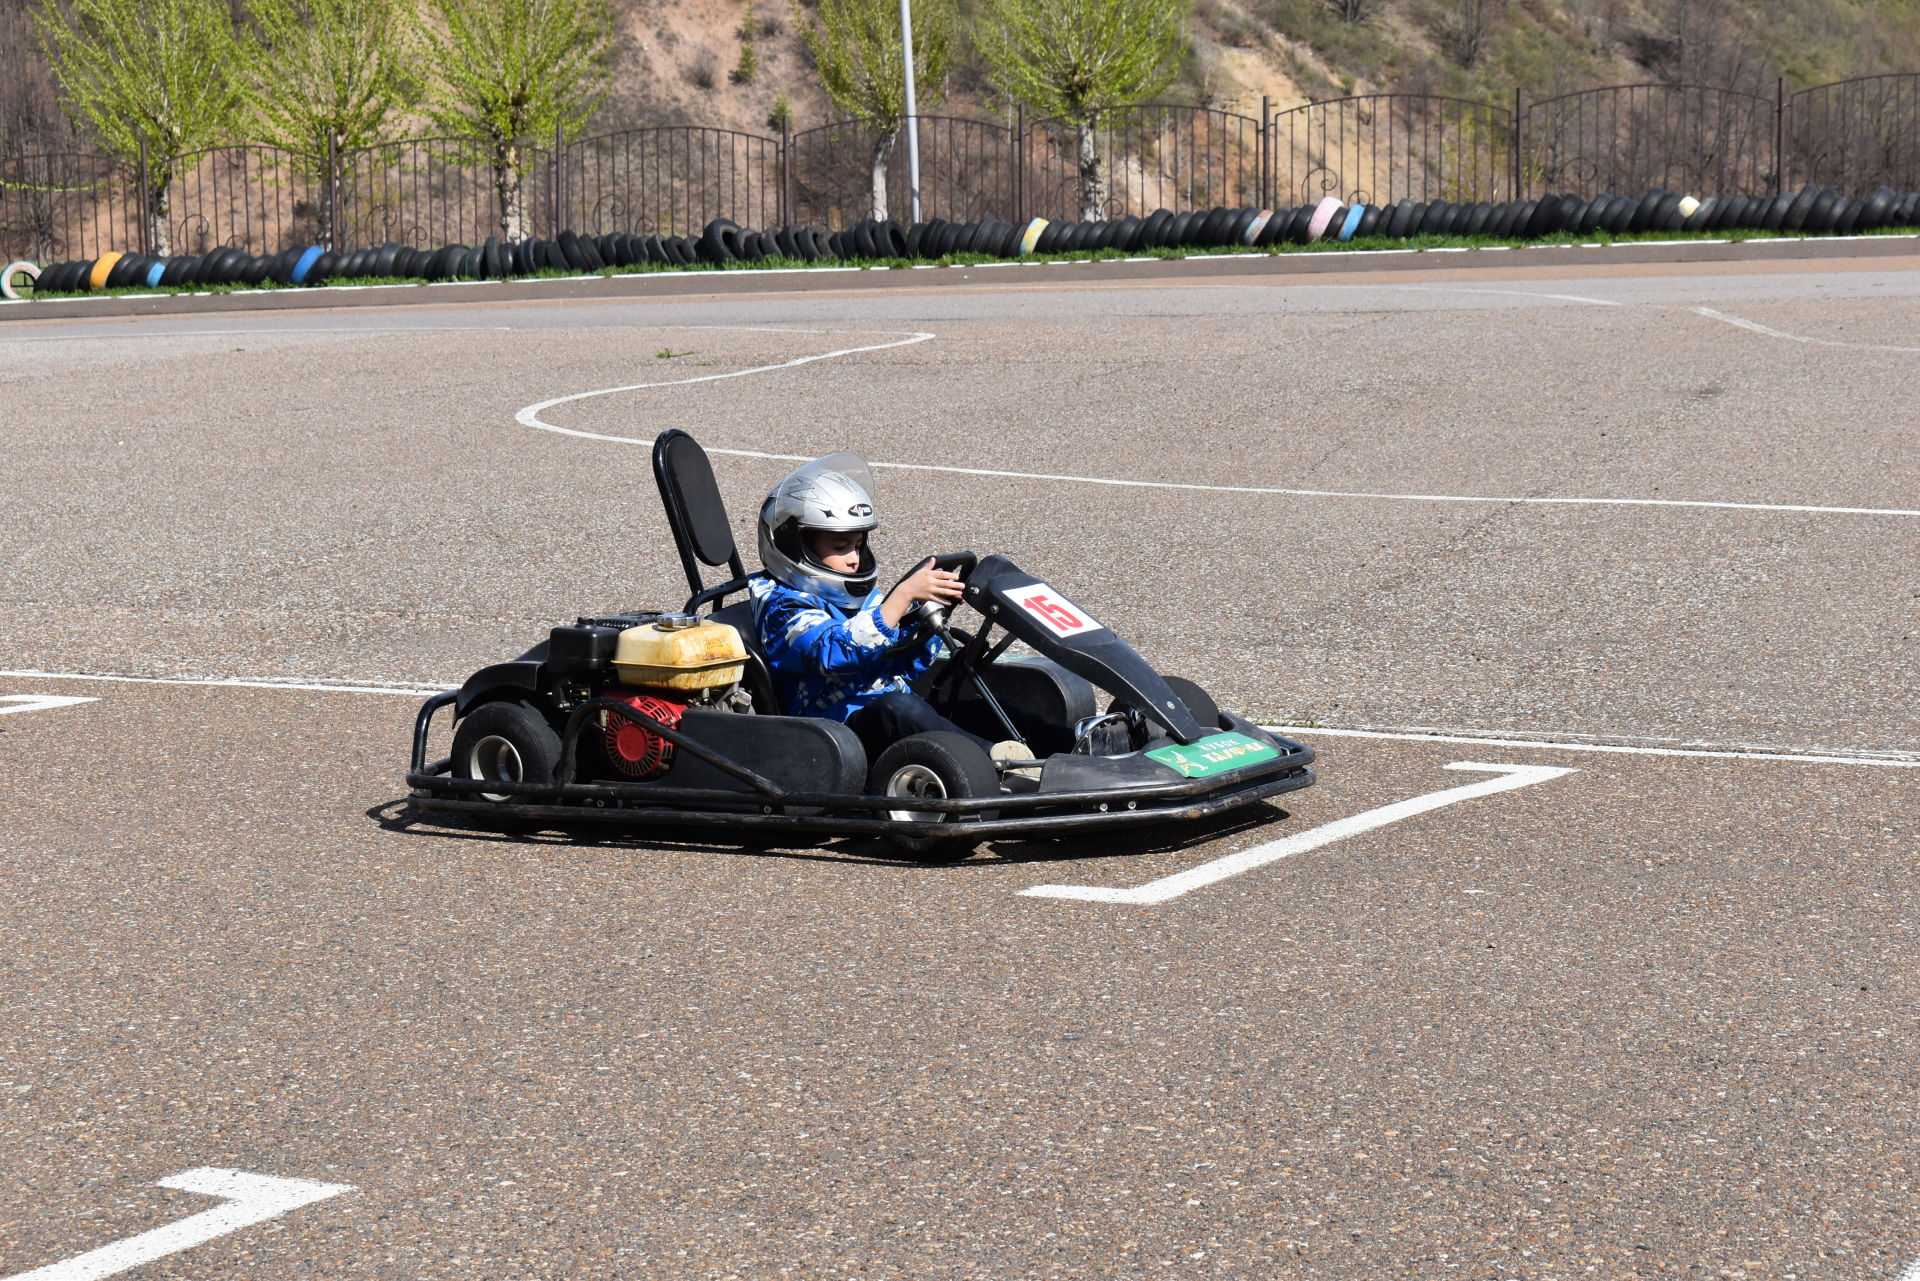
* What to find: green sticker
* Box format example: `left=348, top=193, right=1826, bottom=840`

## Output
left=1146, top=731, right=1281, bottom=778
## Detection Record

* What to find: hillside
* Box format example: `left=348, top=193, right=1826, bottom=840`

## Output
left=591, top=0, right=1920, bottom=140
left=6, top=0, right=1919, bottom=153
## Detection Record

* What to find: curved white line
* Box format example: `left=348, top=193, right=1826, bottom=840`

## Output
left=1381, top=283, right=1622, bottom=306
left=1692, top=305, right=1920, bottom=353
left=511, top=326, right=1920, bottom=520
left=514, top=330, right=936, bottom=439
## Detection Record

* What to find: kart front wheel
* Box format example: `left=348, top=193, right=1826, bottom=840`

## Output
left=450, top=700, right=563, bottom=822
left=869, top=731, right=999, bottom=863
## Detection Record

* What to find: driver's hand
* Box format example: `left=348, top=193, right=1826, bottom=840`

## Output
left=881, top=558, right=964, bottom=627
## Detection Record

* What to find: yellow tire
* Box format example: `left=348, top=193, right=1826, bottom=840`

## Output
left=87, top=252, right=123, bottom=291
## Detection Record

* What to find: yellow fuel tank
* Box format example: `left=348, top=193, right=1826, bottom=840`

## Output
left=612, top=616, right=748, bottom=691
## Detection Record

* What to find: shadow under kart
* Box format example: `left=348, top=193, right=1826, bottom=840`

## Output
left=404, top=430, right=1314, bottom=860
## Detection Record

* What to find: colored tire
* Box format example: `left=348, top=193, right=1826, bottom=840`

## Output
left=1338, top=203, right=1366, bottom=241
left=288, top=245, right=324, bottom=285
left=1306, top=196, right=1343, bottom=241
left=0, top=259, right=40, bottom=299
left=86, top=252, right=123, bottom=290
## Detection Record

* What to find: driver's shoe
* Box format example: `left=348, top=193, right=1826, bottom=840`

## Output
left=992, top=740, right=1042, bottom=779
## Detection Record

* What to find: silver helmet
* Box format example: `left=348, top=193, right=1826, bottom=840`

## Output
left=758, top=451, right=881, bottom=609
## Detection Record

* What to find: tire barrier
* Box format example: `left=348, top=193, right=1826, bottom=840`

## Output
left=17, top=183, right=1920, bottom=298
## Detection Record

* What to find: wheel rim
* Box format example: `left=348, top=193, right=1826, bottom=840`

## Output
left=467, top=733, right=523, bottom=803
left=885, top=763, right=947, bottom=824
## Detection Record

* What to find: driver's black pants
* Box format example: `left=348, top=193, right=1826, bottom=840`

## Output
left=844, top=691, right=993, bottom=762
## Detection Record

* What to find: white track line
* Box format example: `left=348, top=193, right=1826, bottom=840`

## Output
left=514, top=330, right=936, bottom=440
left=1895, top=1254, right=1920, bottom=1281
left=1023, top=762, right=1574, bottom=904
left=1280, top=724, right=1920, bottom=769
left=2, top=1168, right=355, bottom=1281
left=11, top=669, right=1917, bottom=768
left=509, top=328, right=1920, bottom=519
left=0, top=325, right=513, bottom=343
left=1691, top=305, right=1920, bottom=353
left=0, top=669, right=449, bottom=697
left=0, top=694, right=97, bottom=715
left=1378, top=283, right=1623, bottom=306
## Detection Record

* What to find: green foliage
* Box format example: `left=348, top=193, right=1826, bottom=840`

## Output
left=34, top=0, right=243, bottom=170
left=239, top=0, right=424, bottom=170
left=733, top=0, right=760, bottom=83
left=421, top=0, right=612, bottom=236
left=422, top=0, right=613, bottom=153
left=792, top=0, right=957, bottom=129
left=974, top=0, right=1186, bottom=122
left=768, top=90, right=795, bottom=131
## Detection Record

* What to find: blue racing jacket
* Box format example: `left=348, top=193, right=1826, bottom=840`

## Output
left=748, top=574, right=944, bottom=721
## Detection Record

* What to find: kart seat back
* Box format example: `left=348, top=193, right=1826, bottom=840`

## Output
left=709, top=598, right=781, bottom=715
left=653, top=429, right=747, bottom=604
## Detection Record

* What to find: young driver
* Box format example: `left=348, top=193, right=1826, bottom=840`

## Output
left=749, top=452, right=1014, bottom=764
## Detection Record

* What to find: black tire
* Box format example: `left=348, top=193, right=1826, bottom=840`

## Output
left=450, top=700, right=564, bottom=824
left=1106, top=675, right=1223, bottom=740
left=869, top=731, right=999, bottom=862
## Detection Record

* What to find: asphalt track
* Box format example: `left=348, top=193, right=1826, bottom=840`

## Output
left=2, top=245, right=1917, bottom=1279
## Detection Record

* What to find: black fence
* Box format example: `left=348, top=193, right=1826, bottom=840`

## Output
left=6, top=72, right=1920, bottom=263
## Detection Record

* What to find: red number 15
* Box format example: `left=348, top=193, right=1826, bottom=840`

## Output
left=1023, top=593, right=1083, bottom=630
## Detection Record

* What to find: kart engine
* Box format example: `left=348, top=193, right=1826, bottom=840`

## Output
left=601, top=690, right=684, bottom=779
left=598, top=616, right=752, bottom=777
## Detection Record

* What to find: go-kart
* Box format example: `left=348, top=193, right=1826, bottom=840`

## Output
left=404, top=430, right=1314, bottom=859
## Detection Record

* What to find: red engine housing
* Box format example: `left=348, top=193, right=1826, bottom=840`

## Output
left=601, top=689, right=686, bottom=779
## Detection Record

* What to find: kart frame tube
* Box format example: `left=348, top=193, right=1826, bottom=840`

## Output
left=408, top=767, right=1314, bottom=838
left=410, top=690, right=1314, bottom=818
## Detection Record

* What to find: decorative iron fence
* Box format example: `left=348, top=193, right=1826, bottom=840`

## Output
left=561, top=126, right=780, bottom=237
left=1021, top=105, right=1266, bottom=220
left=1271, top=93, right=1513, bottom=207
left=6, top=72, right=1920, bottom=262
left=1788, top=73, right=1920, bottom=195
left=1520, top=83, right=1780, bottom=197
left=789, top=115, right=1017, bottom=227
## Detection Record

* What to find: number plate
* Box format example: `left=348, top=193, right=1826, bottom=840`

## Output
left=1146, top=731, right=1282, bottom=778
left=1012, top=582, right=1101, bottom=637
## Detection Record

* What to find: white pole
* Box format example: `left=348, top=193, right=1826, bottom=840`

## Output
left=898, top=0, right=922, bottom=224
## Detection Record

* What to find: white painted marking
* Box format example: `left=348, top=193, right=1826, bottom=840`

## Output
left=513, top=330, right=936, bottom=440
left=1894, top=1253, right=1920, bottom=1281
left=0, top=325, right=513, bottom=343
left=2, top=1168, right=355, bottom=1281
left=682, top=446, right=1920, bottom=520
left=1380, top=283, right=1622, bottom=306
left=1264, top=723, right=1920, bottom=768
left=0, top=694, right=97, bottom=716
left=1022, top=761, right=1574, bottom=904
left=1692, top=305, right=1920, bottom=353
left=0, top=669, right=448, bottom=697
left=5, top=670, right=1915, bottom=768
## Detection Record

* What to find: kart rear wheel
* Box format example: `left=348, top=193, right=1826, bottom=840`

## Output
left=451, top=700, right=562, bottom=825
left=870, top=731, right=999, bottom=862
left=1109, top=676, right=1222, bottom=741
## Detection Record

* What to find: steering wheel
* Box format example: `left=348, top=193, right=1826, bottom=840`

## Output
left=892, top=552, right=977, bottom=637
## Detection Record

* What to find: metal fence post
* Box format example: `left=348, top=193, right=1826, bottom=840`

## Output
left=1775, top=76, right=1787, bottom=190
left=552, top=120, right=565, bottom=236
left=1260, top=95, right=1272, bottom=208
left=1013, top=106, right=1025, bottom=223
left=1510, top=87, right=1523, bottom=199
left=325, top=131, right=340, bottom=250
left=136, top=135, right=151, bottom=255
left=780, top=120, right=792, bottom=226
